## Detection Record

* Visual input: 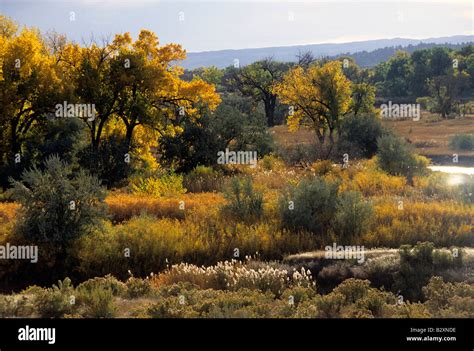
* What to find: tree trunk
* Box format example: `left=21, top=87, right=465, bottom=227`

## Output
left=264, top=96, right=276, bottom=127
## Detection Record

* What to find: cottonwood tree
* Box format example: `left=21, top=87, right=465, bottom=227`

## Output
left=428, top=72, right=470, bottom=118
left=68, top=30, right=220, bottom=153
left=229, top=58, right=288, bottom=126
left=0, top=17, right=63, bottom=170
left=273, top=61, right=353, bottom=151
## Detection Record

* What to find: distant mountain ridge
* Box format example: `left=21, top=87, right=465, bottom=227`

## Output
left=182, top=35, right=474, bottom=70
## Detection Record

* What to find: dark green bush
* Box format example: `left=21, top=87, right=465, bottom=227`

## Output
left=78, top=134, right=131, bottom=188
left=29, top=278, right=77, bottom=318
left=9, top=156, right=107, bottom=282
left=376, top=134, right=428, bottom=183
left=10, top=155, right=107, bottom=246
left=394, top=242, right=463, bottom=302
left=279, top=177, right=339, bottom=235
left=449, top=134, right=474, bottom=151
left=221, top=177, right=263, bottom=222
left=334, top=191, right=373, bottom=242
left=339, top=113, right=385, bottom=158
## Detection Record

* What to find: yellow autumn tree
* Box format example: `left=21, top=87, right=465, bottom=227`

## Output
left=104, top=30, right=220, bottom=171
left=0, top=16, right=62, bottom=166
left=273, top=61, right=352, bottom=147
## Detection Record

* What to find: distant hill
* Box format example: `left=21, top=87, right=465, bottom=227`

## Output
left=182, top=35, right=474, bottom=69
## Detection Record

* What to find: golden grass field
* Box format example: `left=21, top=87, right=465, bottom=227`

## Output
left=271, top=112, right=474, bottom=163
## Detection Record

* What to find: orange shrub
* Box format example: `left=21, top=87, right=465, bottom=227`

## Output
left=0, top=202, right=18, bottom=242
left=345, top=169, right=407, bottom=197
left=105, top=193, right=225, bottom=222
left=363, top=200, right=474, bottom=247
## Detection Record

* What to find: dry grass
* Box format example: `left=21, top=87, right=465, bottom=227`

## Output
left=270, top=125, right=315, bottom=146
left=271, top=114, right=474, bottom=160
left=105, top=192, right=225, bottom=222
left=383, top=113, right=474, bottom=158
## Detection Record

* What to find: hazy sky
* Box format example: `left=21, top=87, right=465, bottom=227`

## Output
left=1, top=0, right=473, bottom=52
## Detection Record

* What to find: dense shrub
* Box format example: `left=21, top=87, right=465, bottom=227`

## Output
left=8, top=156, right=107, bottom=282
left=23, top=118, right=88, bottom=174
left=339, top=113, right=385, bottom=158
left=76, top=275, right=127, bottom=297
left=279, top=177, right=339, bottom=236
left=334, top=191, right=373, bottom=242
left=159, top=96, right=274, bottom=172
left=79, top=286, right=116, bottom=318
left=376, top=134, right=429, bottom=183
left=221, top=177, right=263, bottom=222
left=422, top=276, right=474, bottom=317
left=28, top=278, right=77, bottom=318
left=393, top=242, right=463, bottom=302
left=2, top=273, right=473, bottom=318
left=450, top=134, right=474, bottom=151
left=125, top=275, right=152, bottom=299
left=276, top=143, right=319, bottom=166
left=10, top=155, right=107, bottom=245
left=78, top=134, right=131, bottom=188
left=0, top=295, right=33, bottom=317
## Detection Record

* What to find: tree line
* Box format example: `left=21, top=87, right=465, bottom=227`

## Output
left=1, top=13, right=474, bottom=188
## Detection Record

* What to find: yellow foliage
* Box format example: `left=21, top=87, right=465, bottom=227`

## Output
left=273, top=61, right=351, bottom=138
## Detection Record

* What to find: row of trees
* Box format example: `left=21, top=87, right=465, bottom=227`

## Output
left=187, top=45, right=474, bottom=125
left=372, top=46, right=474, bottom=99
left=0, top=15, right=220, bottom=186
left=2, top=13, right=473, bottom=188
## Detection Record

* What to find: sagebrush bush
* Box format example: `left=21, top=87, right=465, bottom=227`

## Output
left=394, top=242, right=463, bottom=302
left=80, top=286, right=116, bottom=318
left=339, top=113, right=385, bottom=158
left=6, top=156, right=107, bottom=284
left=276, top=143, right=318, bottom=166
left=3, top=273, right=473, bottom=318
left=0, top=295, right=33, bottom=317
left=10, top=155, right=107, bottom=246
left=29, top=278, right=77, bottom=318
left=279, top=177, right=339, bottom=236
left=334, top=191, right=373, bottom=242
left=126, top=275, right=152, bottom=298
left=77, top=275, right=127, bottom=297
left=376, top=134, right=428, bottom=183
left=183, top=166, right=224, bottom=193
left=422, top=276, right=474, bottom=317
left=449, top=134, right=474, bottom=151
left=221, top=177, right=263, bottom=222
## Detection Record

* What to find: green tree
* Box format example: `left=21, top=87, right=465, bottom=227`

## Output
left=230, top=58, right=288, bottom=126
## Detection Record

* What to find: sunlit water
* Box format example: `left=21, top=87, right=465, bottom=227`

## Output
left=429, top=166, right=474, bottom=175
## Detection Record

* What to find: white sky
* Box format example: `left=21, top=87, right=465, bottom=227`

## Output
left=1, top=0, right=473, bottom=52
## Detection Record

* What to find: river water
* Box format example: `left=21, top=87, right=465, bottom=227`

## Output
left=428, top=166, right=474, bottom=175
